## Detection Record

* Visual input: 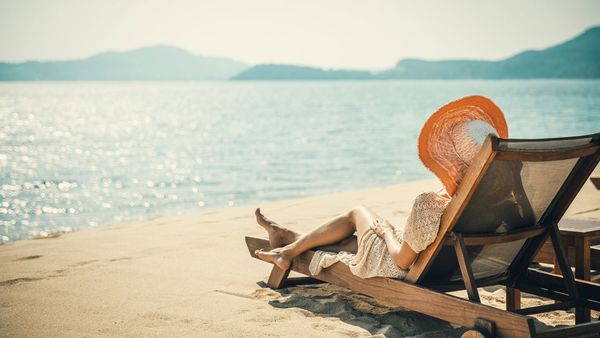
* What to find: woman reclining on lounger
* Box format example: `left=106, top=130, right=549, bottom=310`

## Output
left=254, top=96, right=509, bottom=279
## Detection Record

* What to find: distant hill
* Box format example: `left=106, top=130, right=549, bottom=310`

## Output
left=381, top=26, right=600, bottom=79
left=231, top=64, right=373, bottom=80
left=497, top=26, right=600, bottom=78
left=0, top=46, right=248, bottom=81
left=2, top=27, right=599, bottom=81
left=233, top=26, right=600, bottom=80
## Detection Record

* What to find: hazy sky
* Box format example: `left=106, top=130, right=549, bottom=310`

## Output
left=1, top=0, right=599, bottom=69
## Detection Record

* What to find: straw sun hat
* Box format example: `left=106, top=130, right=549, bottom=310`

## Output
left=418, top=95, right=508, bottom=196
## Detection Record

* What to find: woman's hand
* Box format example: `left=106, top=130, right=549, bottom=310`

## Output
left=371, top=217, right=395, bottom=237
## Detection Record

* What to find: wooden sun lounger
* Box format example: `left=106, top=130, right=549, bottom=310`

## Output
left=246, top=132, right=600, bottom=337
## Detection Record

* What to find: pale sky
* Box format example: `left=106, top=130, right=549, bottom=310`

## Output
left=1, top=0, right=599, bottom=69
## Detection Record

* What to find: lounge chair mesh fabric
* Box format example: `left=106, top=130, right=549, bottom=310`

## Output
left=423, top=137, right=591, bottom=283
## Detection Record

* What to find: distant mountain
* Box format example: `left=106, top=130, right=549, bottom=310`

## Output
left=381, top=26, right=600, bottom=79
left=0, top=46, right=248, bottom=81
left=233, top=26, right=600, bottom=80
left=231, top=64, right=373, bottom=80
left=497, top=26, right=600, bottom=78
left=2, top=27, right=599, bottom=81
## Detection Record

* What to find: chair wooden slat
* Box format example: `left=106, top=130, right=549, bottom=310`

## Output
left=405, top=136, right=498, bottom=283
left=443, top=226, right=546, bottom=246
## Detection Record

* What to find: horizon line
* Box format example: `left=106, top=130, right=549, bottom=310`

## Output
left=1, top=25, right=597, bottom=71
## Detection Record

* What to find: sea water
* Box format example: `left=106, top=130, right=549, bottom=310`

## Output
left=1, top=80, right=599, bottom=242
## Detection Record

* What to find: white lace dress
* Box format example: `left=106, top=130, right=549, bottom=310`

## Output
left=308, top=192, right=450, bottom=279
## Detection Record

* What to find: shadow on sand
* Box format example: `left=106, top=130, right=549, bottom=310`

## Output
left=254, top=281, right=466, bottom=338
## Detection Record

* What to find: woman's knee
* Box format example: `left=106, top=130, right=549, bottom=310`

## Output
left=347, top=205, right=370, bottom=225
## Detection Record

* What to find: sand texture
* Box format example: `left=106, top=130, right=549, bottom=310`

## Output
left=1, top=169, right=599, bottom=337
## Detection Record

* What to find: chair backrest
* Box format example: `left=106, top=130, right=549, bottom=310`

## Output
left=405, top=132, right=600, bottom=285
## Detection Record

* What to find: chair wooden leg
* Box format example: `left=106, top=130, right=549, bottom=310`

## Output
left=461, top=318, right=495, bottom=338
left=552, top=254, right=562, bottom=275
left=506, top=287, right=521, bottom=311
left=453, top=233, right=480, bottom=302
left=267, top=265, right=290, bottom=289
left=549, top=223, right=579, bottom=298
left=575, top=236, right=591, bottom=323
left=548, top=222, right=586, bottom=323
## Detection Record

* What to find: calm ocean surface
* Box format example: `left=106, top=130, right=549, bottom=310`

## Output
left=1, top=80, right=599, bottom=243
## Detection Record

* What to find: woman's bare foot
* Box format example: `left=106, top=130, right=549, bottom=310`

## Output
left=255, top=208, right=300, bottom=248
left=254, top=249, right=291, bottom=270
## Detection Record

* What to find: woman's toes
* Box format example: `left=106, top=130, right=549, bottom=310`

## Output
left=254, top=249, right=291, bottom=270
left=255, top=208, right=269, bottom=225
left=255, top=249, right=272, bottom=260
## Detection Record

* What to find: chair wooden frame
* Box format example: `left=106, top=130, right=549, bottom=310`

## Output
left=246, top=133, right=600, bottom=337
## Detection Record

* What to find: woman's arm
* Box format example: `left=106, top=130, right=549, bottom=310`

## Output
left=371, top=219, right=417, bottom=270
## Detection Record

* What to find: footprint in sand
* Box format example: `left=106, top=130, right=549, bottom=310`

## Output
left=247, top=312, right=292, bottom=324
left=311, top=322, right=336, bottom=331
left=0, top=277, right=44, bottom=286
left=14, top=255, right=43, bottom=261
left=250, top=288, right=282, bottom=301
left=69, top=259, right=99, bottom=267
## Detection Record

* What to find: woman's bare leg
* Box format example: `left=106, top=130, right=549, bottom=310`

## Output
left=318, top=236, right=358, bottom=254
left=255, top=205, right=377, bottom=269
left=255, top=208, right=300, bottom=248
left=256, top=208, right=358, bottom=252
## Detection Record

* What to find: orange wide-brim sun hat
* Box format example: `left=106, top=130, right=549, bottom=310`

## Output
left=418, top=95, right=508, bottom=196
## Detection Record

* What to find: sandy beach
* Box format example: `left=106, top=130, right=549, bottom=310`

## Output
left=1, top=169, right=599, bottom=337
